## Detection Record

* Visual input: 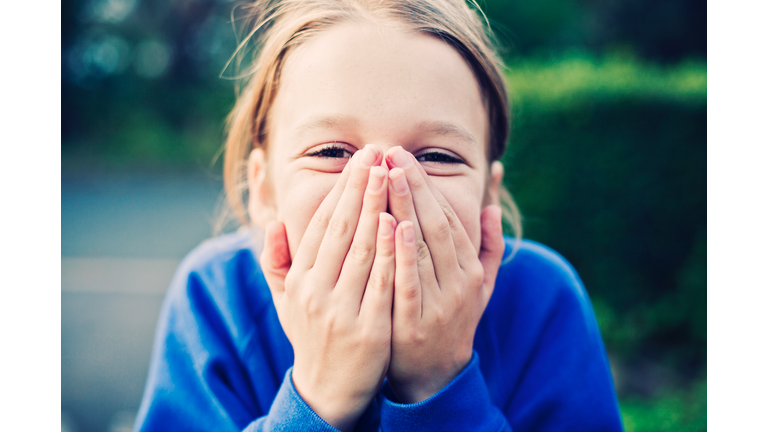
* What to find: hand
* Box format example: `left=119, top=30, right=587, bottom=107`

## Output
left=384, top=146, right=505, bottom=404
left=260, top=145, right=396, bottom=432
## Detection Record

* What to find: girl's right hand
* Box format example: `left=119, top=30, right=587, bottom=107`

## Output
left=260, top=145, right=395, bottom=432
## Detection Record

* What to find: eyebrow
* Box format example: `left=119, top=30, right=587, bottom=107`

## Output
left=291, top=115, right=361, bottom=141
left=415, top=120, right=477, bottom=147
left=290, top=115, right=477, bottom=147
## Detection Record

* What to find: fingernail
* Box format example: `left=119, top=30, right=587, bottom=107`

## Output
left=368, top=166, right=385, bottom=192
left=379, top=213, right=394, bottom=238
left=402, top=223, right=416, bottom=245
left=359, top=145, right=377, bottom=168
left=390, top=169, right=408, bottom=195
left=389, top=147, right=412, bottom=168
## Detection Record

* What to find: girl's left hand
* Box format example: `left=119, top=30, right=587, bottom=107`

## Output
left=384, top=146, right=506, bottom=404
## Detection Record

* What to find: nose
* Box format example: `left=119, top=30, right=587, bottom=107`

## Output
left=360, top=143, right=409, bottom=169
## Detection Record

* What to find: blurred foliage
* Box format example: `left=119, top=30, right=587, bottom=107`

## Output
left=62, top=79, right=233, bottom=173
left=500, top=54, right=706, bottom=394
left=481, top=0, right=705, bottom=63
left=506, top=54, right=706, bottom=105
left=496, top=56, right=706, bottom=431
left=62, top=0, right=706, bottom=429
left=621, top=377, right=707, bottom=432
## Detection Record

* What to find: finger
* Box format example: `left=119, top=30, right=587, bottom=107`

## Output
left=387, top=146, right=460, bottom=286
left=478, top=205, right=505, bottom=304
left=387, top=166, right=437, bottom=295
left=359, top=212, right=396, bottom=321
left=334, top=165, right=389, bottom=306
left=291, top=155, right=355, bottom=271
left=386, top=167, right=423, bottom=242
left=410, top=154, right=479, bottom=268
left=393, top=221, right=422, bottom=325
left=313, top=145, right=382, bottom=287
left=260, top=220, right=291, bottom=302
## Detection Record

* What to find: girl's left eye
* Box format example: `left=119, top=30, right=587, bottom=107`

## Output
left=415, top=151, right=464, bottom=164
left=306, top=144, right=354, bottom=159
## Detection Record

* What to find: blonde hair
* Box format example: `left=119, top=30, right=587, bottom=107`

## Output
left=220, top=0, right=521, bottom=240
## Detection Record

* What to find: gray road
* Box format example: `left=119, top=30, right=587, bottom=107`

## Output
left=62, top=174, right=229, bottom=432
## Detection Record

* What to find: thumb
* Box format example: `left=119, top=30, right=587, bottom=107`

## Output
left=478, top=205, right=505, bottom=302
left=260, top=220, right=291, bottom=298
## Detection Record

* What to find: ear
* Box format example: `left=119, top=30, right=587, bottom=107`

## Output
left=247, top=148, right=277, bottom=229
left=484, top=161, right=504, bottom=207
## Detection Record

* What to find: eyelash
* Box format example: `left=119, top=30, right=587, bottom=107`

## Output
left=306, top=144, right=354, bottom=159
left=416, top=151, right=464, bottom=165
left=307, top=145, right=464, bottom=165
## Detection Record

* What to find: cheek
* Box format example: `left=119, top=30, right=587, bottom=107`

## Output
left=275, top=173, right=338, bottom=259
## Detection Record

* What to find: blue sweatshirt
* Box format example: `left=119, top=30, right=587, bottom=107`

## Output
left=134, top=229, right=623, bottom=431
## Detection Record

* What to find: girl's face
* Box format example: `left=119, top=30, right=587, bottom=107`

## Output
left=249, top=21, right=501, bottom=257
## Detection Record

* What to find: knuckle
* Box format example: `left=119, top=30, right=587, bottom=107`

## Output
left=408, top=171, right=427, bottom=190
left=449, top=288, right=466, bottom=310
left=399, top=282, right=420, bottom=301
left=300, top=293, right=323, bottom=318
left=432, top=305, right=448, bottom=325
left=468, top=264, right=485, bottom=288
left=430, top=217, right=452, bottom=243
left=407, top=328, right=427, bottom=345
left=327, top=216, right=350, bottom=240
left=440, top=201, right=460, bottom=229
left=416, top=240, right=432, bottom=265
left=376, top=242, right=395, bottom=259
left=311, top=208, right=332, bottom=232
left=349, top=241, right=374, bottom=264
left=362, top=196, right=382, bottom=215
left=368, top=271, right=390, bottom=293
left=322, top=314, right=341, bottom=335
left=284, top=273, right=299, bottom=292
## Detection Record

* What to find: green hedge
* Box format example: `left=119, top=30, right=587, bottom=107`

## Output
left=505, top=55, right=706, bottom=106
left=500, top=56, right=706, bottom=430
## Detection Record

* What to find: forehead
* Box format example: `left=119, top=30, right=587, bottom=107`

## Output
left=270, top=21, right=488, bottom=150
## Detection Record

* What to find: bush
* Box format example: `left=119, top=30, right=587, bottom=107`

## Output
left=501, top=55, right=706, bottom=429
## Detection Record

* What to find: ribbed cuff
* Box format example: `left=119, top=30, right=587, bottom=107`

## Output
left=378, top=352, right=508, bottom=431
left=255, top=367, right=341, bottom=432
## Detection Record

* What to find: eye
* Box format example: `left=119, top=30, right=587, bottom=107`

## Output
left=415, top=150, right=465, bottom=165
left=306, top=143, right=354, bottom=159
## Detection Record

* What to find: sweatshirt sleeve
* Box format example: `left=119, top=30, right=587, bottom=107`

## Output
left=377, top=238, right=624, bottom=432
left=378, top=352, right=512, bottom=432
left=243, top=368, right=341, bottom=432
left=133, top=236, right=342, bottom=432
left=480, top=239, right=624, bottom=431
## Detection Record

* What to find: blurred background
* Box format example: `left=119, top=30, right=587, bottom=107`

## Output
left=61, top=0, right=706, bottom=431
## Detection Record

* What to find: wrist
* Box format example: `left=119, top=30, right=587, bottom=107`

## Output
left=380, top=352, right=506, bottom=431
left=291, top=371, right=369, bottom=432
left=387, top=355, right=471, bottom=404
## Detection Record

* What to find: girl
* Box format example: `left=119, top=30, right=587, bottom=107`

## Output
left=135, top=1, right=623, bottom=431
